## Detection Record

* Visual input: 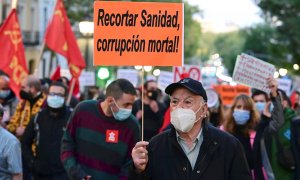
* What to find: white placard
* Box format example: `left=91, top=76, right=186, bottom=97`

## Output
left=278, top=78, right=292, bottom=96
left=173, top=65, right=201, bottom=82
left=79, top=71, right=95, bottom=87
left=157, top=71, right=174, bottom=91
left=232, top=54, right=276, bottom=93
left=206, top=88, right=219, bottom=108
left=116, top=69, right=138, bottom=87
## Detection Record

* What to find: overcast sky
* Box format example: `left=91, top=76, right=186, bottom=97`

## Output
left=187, top=0, right=263, bottom=32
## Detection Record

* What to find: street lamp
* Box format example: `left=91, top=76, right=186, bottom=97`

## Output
left=79, top=21, right=94, bottom=70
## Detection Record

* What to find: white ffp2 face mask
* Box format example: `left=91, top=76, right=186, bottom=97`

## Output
left=171, top=107, right=201, bottom=132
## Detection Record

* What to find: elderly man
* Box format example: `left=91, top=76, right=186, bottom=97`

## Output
left=7, top=75, right=47, bottom=180
left=131, top=78, right=251, bottom=180
left=7, top=75, right=46, bottom=138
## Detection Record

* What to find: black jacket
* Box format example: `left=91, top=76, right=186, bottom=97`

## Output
left=22, top=106, right=72, bottom=176
left=133, top=99, right=166, bottom=141
left=129, top=122, right=251, bottom=180
left=252, top=95, right=284, bottom=180
left=292, top=118, right=300, bottom=180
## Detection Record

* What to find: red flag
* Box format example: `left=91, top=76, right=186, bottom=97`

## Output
left=44, top=0, right=86, bottom=78
left=70, top=77, right=80, bottom=99
left=0, top=9, right=29, bottom=97
left=50, top=66, right=61, bottom=81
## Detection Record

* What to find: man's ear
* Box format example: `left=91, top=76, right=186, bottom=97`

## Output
left=106, top=96, right=114, bottom=104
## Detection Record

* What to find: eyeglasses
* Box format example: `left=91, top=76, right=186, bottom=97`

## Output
left=48, top=92, right=65, bottom=97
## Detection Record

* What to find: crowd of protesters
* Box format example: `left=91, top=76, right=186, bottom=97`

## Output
left=0, top=73, right=300, bottom=180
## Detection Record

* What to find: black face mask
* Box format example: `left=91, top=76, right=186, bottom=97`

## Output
left=19, top=90, right=32, bottom=100
left=147, top=90, right=158, bottom=100
left=48, top=104, right=65, bottom=115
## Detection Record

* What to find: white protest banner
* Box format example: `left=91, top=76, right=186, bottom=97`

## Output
left=278, top=78, right=292, bottom=96
left=206, top=88, right=219, bottom=108
left=232, top=54, right=276, bottom=93
left=79, top=71, right=96, bottom=87
left=116, top=69, right=139, bottom=87
left=173, top=65, right=201, bottom=82
left=157, top=71, right=174, bottom=91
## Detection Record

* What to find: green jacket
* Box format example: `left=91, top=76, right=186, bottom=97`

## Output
left=270, top=108, right=296, bottom=180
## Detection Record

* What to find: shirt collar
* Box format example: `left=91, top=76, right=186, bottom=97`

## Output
left=176, top=128, right=203, bottom=142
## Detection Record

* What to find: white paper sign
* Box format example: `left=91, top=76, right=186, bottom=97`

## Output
left=206, top=89, right=219, bottom=108
left=116, top=69, right=138, bottom=87
left=157, top=71, right=174, bottom=91
left=173, top=65, right=201, bottom=82
left=79, top=71, right=95, bottom=87
left=232, top=54, right=276, bottom=93
left=278, top=78, right=292, bottom=96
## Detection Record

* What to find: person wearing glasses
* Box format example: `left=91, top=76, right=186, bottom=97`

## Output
left=130, top=78, right=251, bottom=180
left=22, top=82, right=72, bottom=179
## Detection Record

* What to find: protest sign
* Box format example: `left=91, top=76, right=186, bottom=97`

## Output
left=116, top=69, right=139, bottom=87
left=214, top=84, right=250, bottom=106
left=94, top=1, right=183, bottom=66
left=79, top=71, right=96, bottom=86
left=278, top=78, right=292, bottom=96
left=173, top=65, right=201, bottom=82
left=206, top=89, right=219, bottom=108
left=157, top=71, right=174, bottom=91
left=232, top=54, right=276, bottom=93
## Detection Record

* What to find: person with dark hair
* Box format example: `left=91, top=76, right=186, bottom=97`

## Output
left=22, top=82, right=71, bottom=179
left=267, top=89, right=296, bottom=179
left=131, top=78, right=251, bottom=180
left=0, top=75, right=18, bottom=127
left=40, top=77, right=52, bottom=95
left=0, top=104, right=22, bottom=180
left=87, top=86, right=104, bottom=100
left=132, top=80, right=166, bottom=140
left=250, top=79, right=285, bottom=180
left=57, top=76, right=79, bottom=108
left=61, top=79, right=140, bottom=180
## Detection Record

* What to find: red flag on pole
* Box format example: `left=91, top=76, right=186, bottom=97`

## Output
left=44, top=0, right=86, bottom=78
left=50, top=65, right=61, bottom=81
left=0, top=9, right=29, bottom=98
left=70, top=77, right=80, bottom=99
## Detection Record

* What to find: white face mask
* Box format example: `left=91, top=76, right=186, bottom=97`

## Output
left=170, top=107, right=201, bottom=132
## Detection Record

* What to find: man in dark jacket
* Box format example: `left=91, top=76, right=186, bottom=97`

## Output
left=130, top=78, right=251, bottom=180
left=22, top=82, right=71, bottom=179
left=132, top=80, right=166, bottom=141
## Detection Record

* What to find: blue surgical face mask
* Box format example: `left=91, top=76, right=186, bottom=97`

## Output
left=111, top=100, right=132, bottom=121
left=233, top=109, right=250, bottom=125
left=47, top=95, right=65, bottom=108
left=0, top=90, right=11, bottom=99
left=255, top=102, right=265, bottom=113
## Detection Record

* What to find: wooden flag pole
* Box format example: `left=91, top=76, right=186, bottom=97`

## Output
left=33, top=42, right=46, bottom=76
left=66, top=78, right=76, bottom=106
left=33, top=0, right=56, bottom=76
left=141, top=67, right=144, bottom=141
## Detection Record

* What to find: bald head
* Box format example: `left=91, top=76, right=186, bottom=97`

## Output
left=21, top=75, right=42, bottom=97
